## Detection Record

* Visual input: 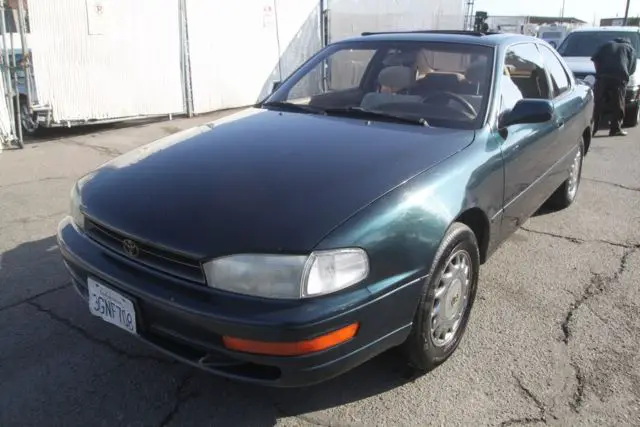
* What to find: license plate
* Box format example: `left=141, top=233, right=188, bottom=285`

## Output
left=88, top=278, right=137, bottom=334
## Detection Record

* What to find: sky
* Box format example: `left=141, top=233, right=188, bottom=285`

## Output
left=475, top=0, right=640, bottom=24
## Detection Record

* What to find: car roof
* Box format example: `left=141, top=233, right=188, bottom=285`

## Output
left=569, top=26, right=640, bottom=33
left=333, top=30, right=540, bottom=47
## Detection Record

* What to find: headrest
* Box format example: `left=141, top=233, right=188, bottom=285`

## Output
left=378, top=66, right=414, bottom=89
left=465, top=59, right=489, bottom=82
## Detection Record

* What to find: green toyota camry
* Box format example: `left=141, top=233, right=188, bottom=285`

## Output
left=57, top=30, right=594, bottom=387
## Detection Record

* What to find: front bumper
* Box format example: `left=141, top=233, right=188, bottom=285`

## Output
left=57, top=217, right=424, bottom=387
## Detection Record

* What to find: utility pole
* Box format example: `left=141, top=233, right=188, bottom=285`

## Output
left=561, top=0, right=566, bottom=19
left=623, top=0, right=631, bottom=25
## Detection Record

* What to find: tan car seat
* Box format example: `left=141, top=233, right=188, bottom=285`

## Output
left=360, top=66, right=422, bottom=109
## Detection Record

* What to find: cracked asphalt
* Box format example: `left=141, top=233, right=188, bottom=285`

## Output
left=1, top=112, right=639, bottom=427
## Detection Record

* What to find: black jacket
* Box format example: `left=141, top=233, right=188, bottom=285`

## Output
left=591, top=38, right=638, bottom=83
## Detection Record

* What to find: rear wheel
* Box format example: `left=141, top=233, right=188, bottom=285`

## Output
left=14, top=96, right=39, bottom=138
left=401, top=222, right=479, bottom=373
left=547, top=137, right=584, bottom=210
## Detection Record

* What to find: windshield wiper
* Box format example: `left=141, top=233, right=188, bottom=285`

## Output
left=323, top=107, right=429, bottom=126
left=260, top=101, right=326, bottom=115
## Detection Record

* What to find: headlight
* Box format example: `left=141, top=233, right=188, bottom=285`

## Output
left=202, top=248, right=369, bottom=299
left=70, top=182, right=85, bottom=230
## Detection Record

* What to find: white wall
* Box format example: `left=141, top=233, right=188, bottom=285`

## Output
left=185, top=0, right=281, bottom=114
left=254, top=0, right=321, bottom=100
left=22, top=0, right=465, bottom=124
left=327, top=0, right=465, bottom=42
left=28, top=0, right=184, bottom=122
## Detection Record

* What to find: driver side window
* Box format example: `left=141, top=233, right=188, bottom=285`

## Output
left=501, top=43, right=551, bottom=113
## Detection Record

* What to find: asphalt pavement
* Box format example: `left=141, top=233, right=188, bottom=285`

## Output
left=1, top=113, right=639, bottom=427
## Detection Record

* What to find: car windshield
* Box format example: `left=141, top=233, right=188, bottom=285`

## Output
left=557, top=31, right=640, bottom=57
left=262, top=40, right=495, bottom=130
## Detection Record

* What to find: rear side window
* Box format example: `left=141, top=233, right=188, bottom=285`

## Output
left=539, top=45, right=571, bottom=97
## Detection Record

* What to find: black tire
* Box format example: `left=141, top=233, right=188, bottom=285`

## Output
left=401, top=222, right=480, bottom=373
left=623, top=104, right=639, bottom=128
left=14, top=96, right=39, bottom=139
left=547, top=137, right=584, bottom=210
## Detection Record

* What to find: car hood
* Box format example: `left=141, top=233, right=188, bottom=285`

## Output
left=562, top=57, right=595, bottom=75
left=80, top=108, right=475, bottom=259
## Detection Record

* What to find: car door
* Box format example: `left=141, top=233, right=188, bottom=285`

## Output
left=537, top=43, right=583, bottom=192
left=498, top=42, right=558, bottom=237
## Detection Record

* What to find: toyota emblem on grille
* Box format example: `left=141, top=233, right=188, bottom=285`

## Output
left=122, top=239, right=140, bottom=258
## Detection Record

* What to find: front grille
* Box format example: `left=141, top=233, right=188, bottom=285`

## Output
left=84, top=218, right=206, bottom=284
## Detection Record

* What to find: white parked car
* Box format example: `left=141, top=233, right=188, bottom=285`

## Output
left=557, top=26, right=640, bottom=127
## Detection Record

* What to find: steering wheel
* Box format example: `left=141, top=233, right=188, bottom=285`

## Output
left=421, top=91, right=478, bottom=117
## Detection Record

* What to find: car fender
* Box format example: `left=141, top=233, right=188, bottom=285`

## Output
left=313, top=137, right=503, bottom=297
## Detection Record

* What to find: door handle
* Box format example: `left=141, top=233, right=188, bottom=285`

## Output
left=555, top=119, right=565, bottom=128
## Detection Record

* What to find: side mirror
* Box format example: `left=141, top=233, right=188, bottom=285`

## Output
left=271, top=80, right=282, bottom=93
left=499, top=99, right=554, bottom=129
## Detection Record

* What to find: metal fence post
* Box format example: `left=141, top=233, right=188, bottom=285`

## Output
left=321, top=0, right=329, bottom=47
left=179, top=0, right=194, bottom=117
left=0, top=3, right=17, bottom=143
left=16, top=0, right=31, bottom=110
left=10, top=31, right=22, bottom=145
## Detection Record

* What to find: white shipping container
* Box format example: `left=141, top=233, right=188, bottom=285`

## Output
left=185, top=0, right=321, bottom=113
left=185, top=0, right=281, bottom=114
left=28, top=0, right=185, bottom=123
left=11, top=0, right=465, bottom=134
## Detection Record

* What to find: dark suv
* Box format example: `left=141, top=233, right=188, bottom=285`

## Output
left=557, top=26, right=640, bottom=127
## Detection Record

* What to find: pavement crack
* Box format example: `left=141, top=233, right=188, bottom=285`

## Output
left=158, top=373, right=197, bottom=427
left=569, top=362, right=585, bottom=413
left=0, top=210, right=68, bottom=230
left=583, top=177, right=640, bottom=192
left=560, top=245, right=638, bottom=412
left=499, top=374, right=553, bottom=426
left=0, top=176, right=68, bottom=190
left=27, top=299, right=176, bottom=366
left=273, top=402, right=336, bottom=426
left=499, top=417, right=546, bottom=426
left=0, top=282, right=72, bottom=312
left=59, top=138, right=123, bottom=156
left=562, top=246, right=637, bottom=344
left=521, top=227, right=638, bottom=249
left=520, top=227, right=584, bottom=244
left=514, top=375, right=547, bottom=418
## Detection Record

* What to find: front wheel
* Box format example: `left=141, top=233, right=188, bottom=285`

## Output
left=401, top=222, right=480, bottom=373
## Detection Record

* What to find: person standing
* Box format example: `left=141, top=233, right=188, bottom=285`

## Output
left=591, top=37, right=637, bottom=137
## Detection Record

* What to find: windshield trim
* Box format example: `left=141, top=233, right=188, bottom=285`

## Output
left=260, top=40, right=496, bottom=131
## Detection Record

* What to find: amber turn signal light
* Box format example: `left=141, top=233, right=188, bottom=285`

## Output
left=222, top=322, right=359, bottom=356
